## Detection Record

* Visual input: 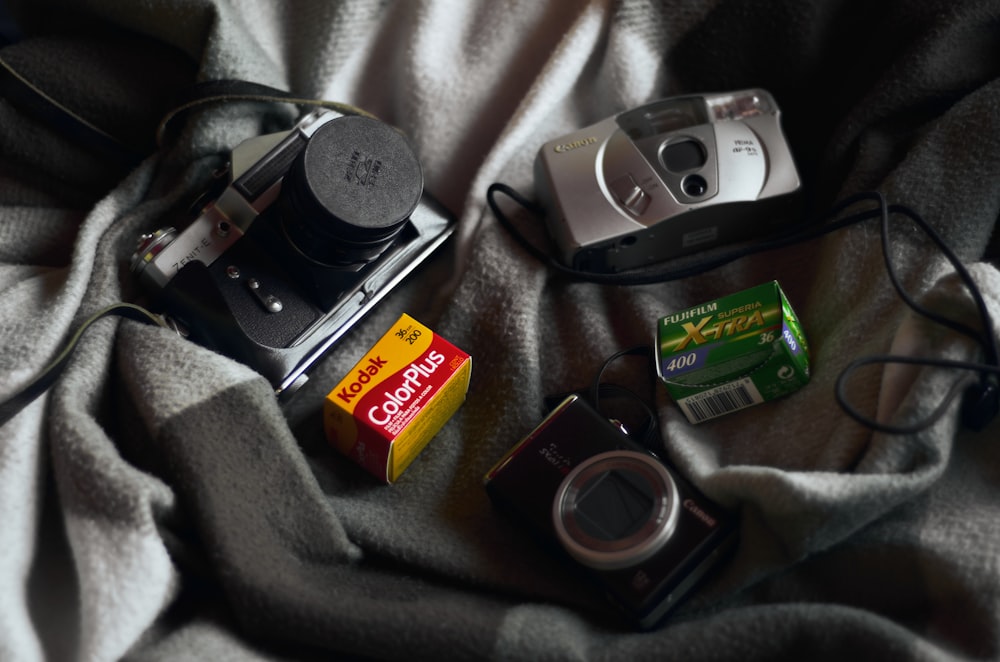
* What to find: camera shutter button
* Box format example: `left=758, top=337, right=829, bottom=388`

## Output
left=609, top=173, right=651, bottom=216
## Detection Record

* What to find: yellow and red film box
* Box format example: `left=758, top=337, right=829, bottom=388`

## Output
left=324, top=313, right=472, bottom=483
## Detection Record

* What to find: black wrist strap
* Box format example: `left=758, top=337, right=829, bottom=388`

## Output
left=0, top=54, right=374, bottom=166
left=0, top=62, right=377, bottom=427
left=153, top=79, right=375, bottom=147
left=0, top=303, right=167, bottom=427
left=0, top=55, right=143, bottom=168
left=493, top=184, right=999, bottom=433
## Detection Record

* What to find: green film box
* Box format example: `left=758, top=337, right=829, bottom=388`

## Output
left=655, top=280, right=810, bottom=424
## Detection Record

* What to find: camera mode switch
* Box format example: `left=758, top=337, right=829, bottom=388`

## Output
left=609, top=174, right=651, bottom=216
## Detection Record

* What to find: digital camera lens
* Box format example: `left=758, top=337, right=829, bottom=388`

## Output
left=553, top=451, right=680, bottom=571
left=279, top=115, right=424, bottom=267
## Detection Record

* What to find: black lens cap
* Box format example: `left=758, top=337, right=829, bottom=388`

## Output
left=281, top=115, right=424, bottom=264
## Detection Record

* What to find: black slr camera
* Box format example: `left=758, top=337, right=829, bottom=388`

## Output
left=484, top=395, right=737, bottom=628
left=131, top=109, right=455, bottom=399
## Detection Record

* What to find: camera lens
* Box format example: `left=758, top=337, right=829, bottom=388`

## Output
left=279, top=115, right=424, bottom=267
left=681, top=174, right=708, bottom=197
left=553, top=451, right=679, bottom=571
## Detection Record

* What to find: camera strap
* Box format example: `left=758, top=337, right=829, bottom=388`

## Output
left=489, top=184, right=894, bottom=285
left=0, top=64, right=386, bottom=425
left=0, top=53, right=375, bottom=166
left=152, top=79, right=377, bottom=148
left=832, top=194, right=999, bottom=433
left=0, top=303, right=168, bottom=427
left=0, top=55, right=144, bottom=168
left=546, top=345, right=662, bottom=452
left=492, top=183, right=1000, bottom=433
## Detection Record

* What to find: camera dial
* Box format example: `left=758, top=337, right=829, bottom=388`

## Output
left=552, top=450, right=680, bottom=571
left=132, top=227, right=178, bottom=281
left=279, top=115, right=424, bottom=268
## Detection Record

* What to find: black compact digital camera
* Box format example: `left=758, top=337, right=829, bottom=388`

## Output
left=484, top=394, right=737, bottom=628
left=131, top=109, right=455, bottom=399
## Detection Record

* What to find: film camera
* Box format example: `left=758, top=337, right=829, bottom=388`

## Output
left=484, top=394, right=737, bottom=628
left=131, top=109, right=455, bottom=399
left=534, top=88, right=801, bottom=273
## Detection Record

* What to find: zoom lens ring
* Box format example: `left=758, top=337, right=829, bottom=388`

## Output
left=552, top=450, right=680, bottom=571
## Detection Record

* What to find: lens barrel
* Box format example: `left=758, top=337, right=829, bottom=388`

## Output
left=280, top=115, right=424, bottom=267
left=553, top=450, right=680, bottom=571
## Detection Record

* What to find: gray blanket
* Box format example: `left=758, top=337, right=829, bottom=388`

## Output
left=2, top=1, right=1000, bottom=660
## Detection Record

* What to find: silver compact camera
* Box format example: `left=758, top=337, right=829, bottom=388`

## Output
left=534, top=89, right=801, bottom=273
left=484, top=395, right=737, bottom=628
left=131, top=109, right=455, bottom=399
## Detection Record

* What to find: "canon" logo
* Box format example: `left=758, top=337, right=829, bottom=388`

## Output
left=553, top=136, right=598, bottom=153
left=683, top=498, right=717, bottom=528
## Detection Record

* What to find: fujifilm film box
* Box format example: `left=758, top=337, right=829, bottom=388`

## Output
left=656, top=280, right=809, bottom=423
left=324, top=313, right=472, bottom=483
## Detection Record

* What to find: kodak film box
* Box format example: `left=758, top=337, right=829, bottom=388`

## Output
left=324, top=314, right=471, bottom=483
left=656, top=280, right=810, bottom=424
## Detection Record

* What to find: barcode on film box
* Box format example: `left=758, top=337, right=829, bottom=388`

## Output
left=677, top=378, right=763, bottom=423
